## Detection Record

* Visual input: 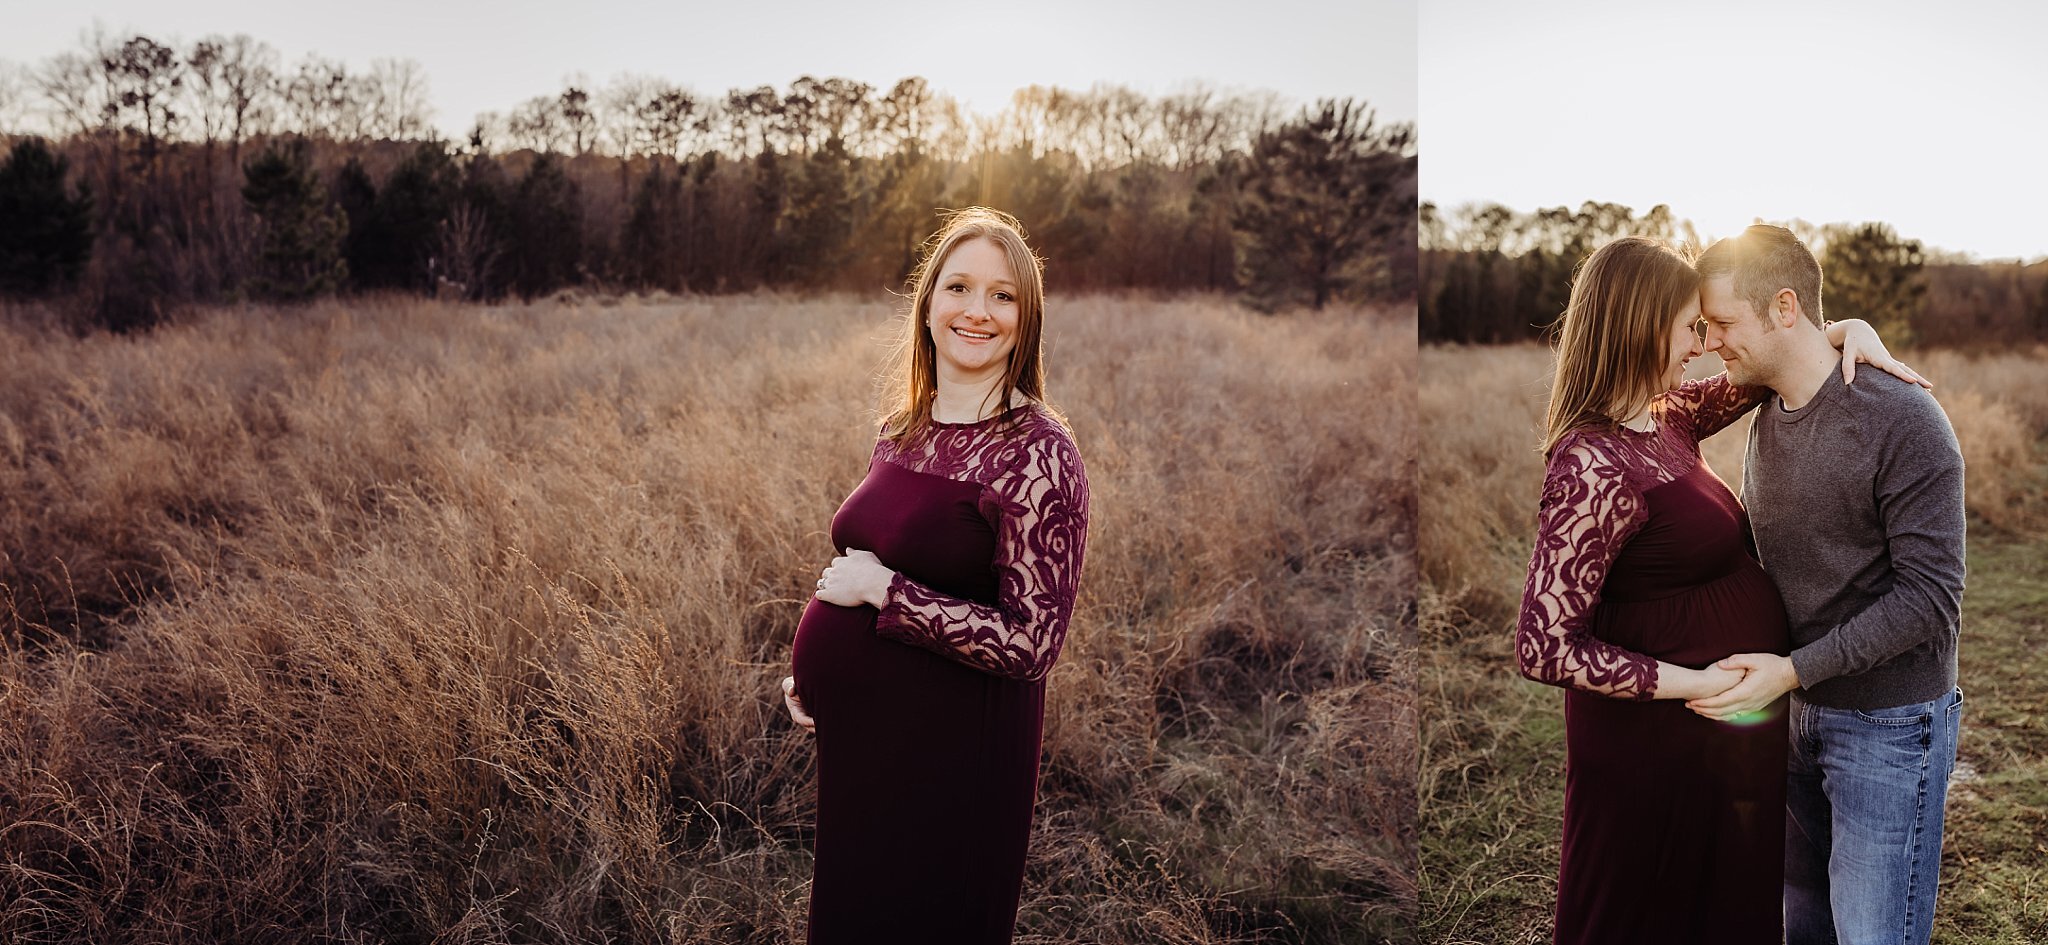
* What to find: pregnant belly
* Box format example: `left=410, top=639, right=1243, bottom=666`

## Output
left=789, top=597, right=879, bottom=708
left=789, top=593, right=1033, bottom=743
left=1593, top=564, right=1791, bottom=668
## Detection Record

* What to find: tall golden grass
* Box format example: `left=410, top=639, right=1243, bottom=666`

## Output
left=1419, top=342, right=2048, bottom=942
left=0, top=294, right=1416, bottom=944
left=1420, top=343, right=2048, bottom=634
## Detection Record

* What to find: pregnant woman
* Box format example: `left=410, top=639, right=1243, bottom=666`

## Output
left=1516, top=236, right=1922, bottom=944
left=781, top=207, right=1089, bottom=944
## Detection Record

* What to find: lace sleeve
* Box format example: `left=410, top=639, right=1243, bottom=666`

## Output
left=1662, top=374, right=1766, bottom=440
left=873, top=427, right=1089, bottom=682
left=1515, top=436, right=1660, bottom=700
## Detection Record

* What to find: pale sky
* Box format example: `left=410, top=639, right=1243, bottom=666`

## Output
left=1422, top=0, right=2048, bottom=262
left=2, top=1, right=1416, bottom=134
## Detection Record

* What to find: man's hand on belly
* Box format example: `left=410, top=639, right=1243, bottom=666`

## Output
left=1686, top=653, right=1801, bottom=721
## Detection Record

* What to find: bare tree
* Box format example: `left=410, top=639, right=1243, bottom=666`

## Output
left=1061, top=87, right=1110, bottom=164
left=1040, top=86, right=1092, bottom=158
left=932, top=94, right=972, bottom=163
left=102, top=35, right=186, bottom=162
left=596, top=73, right=653, bottom=201
left=282, top=55, right=352, bottom=138
left=433, top=202, right=498, bottom=299
left=336, top=71, right=384, bottom=140
left=0, top=61, right=31, bottom=134
left=199, top=35, right=277, bottom=163
left=635, top=84, right=697, bottom=160
left=723, top=85, right=778, bottom=156
left=369, top=57, right=432, bottom=139
left=466, top=111, right=499, bottom=155
left=1216, top=89, right=1283, bottom=157
left=182, top=39, right=236, bottom=204
left=34, top=50, right=108, bottom=136
left=33, top=26, right=127, bottom=140
left=1160, top=84, right=1227, bottom=170
left=781, top=76, right=822, bottom=153
left=1009, top=84, right=1111, bottom=164
left=1637, top=203, right=1677, bottom=243
left=812, top=76, right=871, bottom=152
left=969, top=112, right=1005, bottom=168
left=597, top=74, right=652, bottom=159
left=508, top=95, right=567, bottom=153
left=1092, top=83, right=1157, bottom=167
left=594, top=75, right=699, bottom=160
left=1004, top=85, right=1058, bottom=156
left=185, top=40, right=229, bottom=149
left=873, top=76, right=932, bottom=153
left=1003, top=84, right=1128, bottom=164
left=559, top=83, right=594, bottom=154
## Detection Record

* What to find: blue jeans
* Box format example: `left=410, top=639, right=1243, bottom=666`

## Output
left=1785, top=687, right=1963, bottom=945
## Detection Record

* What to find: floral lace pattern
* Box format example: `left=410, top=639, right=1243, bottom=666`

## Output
left=1660, top=373, right=1768, bottom=441
left=872, top=404, right=1089, bottom=682
left=1515, top=375, right=1763, bottom=699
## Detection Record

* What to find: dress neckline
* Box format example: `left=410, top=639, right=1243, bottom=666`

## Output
left=930, top=401, right=1037, bottom=429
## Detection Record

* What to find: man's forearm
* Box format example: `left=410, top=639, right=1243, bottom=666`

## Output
left=1789, top=568, right=1959, bottom=687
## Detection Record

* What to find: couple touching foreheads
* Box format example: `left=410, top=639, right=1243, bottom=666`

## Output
left=1517, top=225, right=1966, bottom=945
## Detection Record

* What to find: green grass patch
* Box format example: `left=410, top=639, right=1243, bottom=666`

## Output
left=1937, top=532, right=2048, bottom=943
left=1421, top=532, right=2048, bottom=944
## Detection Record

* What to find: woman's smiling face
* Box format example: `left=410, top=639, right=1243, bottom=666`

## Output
left=926, top=236, right=1021, bottom=380
left=1662, top=292, right=1706, bottom=392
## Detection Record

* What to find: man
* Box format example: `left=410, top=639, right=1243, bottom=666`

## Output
left=1686, top=224, right=1966, bottom=945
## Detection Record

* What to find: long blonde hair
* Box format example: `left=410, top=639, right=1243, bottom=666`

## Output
left=883, top=207, right=1049, bottom=442
left=1543, top=236, right=1699, bottom=454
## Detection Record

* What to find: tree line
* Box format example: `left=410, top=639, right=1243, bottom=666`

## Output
left=0, top=30, right=1416, bottom=330
left=1421, top=201, right=2048, bottom=349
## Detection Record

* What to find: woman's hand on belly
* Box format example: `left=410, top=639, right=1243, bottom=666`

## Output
left=1657, top=661, right=1748, bottom=701
left=781, top=675, right=816, bottom=732
left=815, top=548, right=897, bottom=609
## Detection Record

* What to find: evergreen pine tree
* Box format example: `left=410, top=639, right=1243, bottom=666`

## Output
left=780, top=137, right=855, bottom=287
left=0, top=138, right=95, bottom=296
left=1233, top=100, right=1415, bottom=311
left=241, top=140, right=347, bottom=302
left=332, top=157, right=378, bottom=291
left=510, top=153, right=584, bottom=298
left=864, top=144, right=950, bottom=287
left=1821, top=223, right=1926, bottom=347
left=621, top=165, right=681, bottom=290
left=358, top=142, right=459, bottom=290
left=744, top=148, right=789, bottom=290
left=450, top=153, right=511, bottom=298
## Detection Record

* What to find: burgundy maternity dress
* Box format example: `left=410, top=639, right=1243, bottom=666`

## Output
left=789, top=403, right=1088, bottom=945
left=1517, top=376, right=1791, bottom=945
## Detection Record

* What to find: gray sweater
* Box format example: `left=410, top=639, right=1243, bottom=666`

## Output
left=1742, top=363, right=1966, bottom=710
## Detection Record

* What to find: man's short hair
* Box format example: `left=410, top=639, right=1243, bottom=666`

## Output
left=1695, top=224, right=1824, bottom=328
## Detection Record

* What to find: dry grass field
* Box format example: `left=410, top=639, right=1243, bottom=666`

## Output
left=0, top=294, right=1417, bottom=944
left=1419, top=343, right=2048, bottom=944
